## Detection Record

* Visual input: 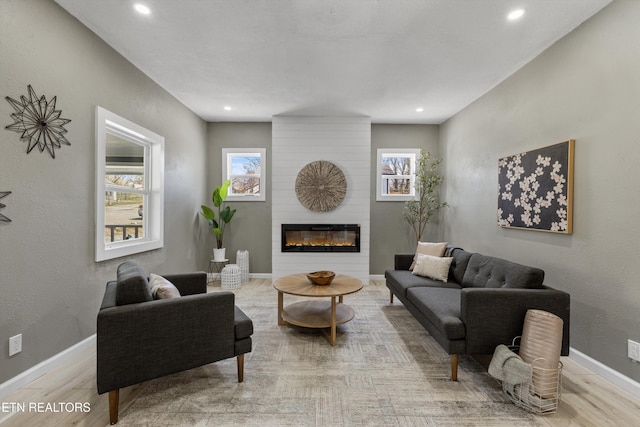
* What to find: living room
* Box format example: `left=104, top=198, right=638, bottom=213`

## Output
left=1, top=0, right=639, bottom=425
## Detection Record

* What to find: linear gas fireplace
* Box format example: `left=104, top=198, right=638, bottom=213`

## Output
left=282, top=224, right=360, bottom=252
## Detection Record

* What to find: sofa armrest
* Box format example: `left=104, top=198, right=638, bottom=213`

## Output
left=460, top=287, right=570, bottom=355
left=394, top=254, right=414, bottom=271
left=97, top=291, right=235, bottom=394
left=163, top=272, right=207, bottom=295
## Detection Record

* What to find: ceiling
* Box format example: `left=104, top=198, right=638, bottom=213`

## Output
left=54, top=0, right=611, bottom=124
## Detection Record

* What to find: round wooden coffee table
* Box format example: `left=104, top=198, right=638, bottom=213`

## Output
left=273, top=273, right=363, bottom=346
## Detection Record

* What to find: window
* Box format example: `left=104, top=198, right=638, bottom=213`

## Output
left=222, top=148, right=266, bottom=201
left=95, top=107, right=164, bottom=261
left=376, top=148, right=419, bottom=201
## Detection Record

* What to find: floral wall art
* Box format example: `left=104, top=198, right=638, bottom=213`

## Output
left=498, top=140, right=574, bottom=234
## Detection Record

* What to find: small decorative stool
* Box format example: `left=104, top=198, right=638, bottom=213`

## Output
left=236, top=250, right=250, bottom=283
left=221, top=264, right=242, bottom=289
left=207, top=258, right=229, bottom=285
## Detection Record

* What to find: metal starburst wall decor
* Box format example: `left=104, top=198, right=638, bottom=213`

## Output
left=5, top=85, right=71, bottom=158
left=0, top=191, right=11, bottom=223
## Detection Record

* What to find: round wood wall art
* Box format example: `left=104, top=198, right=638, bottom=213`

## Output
left=295, top=161, right=347, bottom=212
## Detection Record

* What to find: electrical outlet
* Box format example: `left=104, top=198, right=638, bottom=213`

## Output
left=628, top=339, right=640, bottom=362
left=9, top=334, right=22, bottom=357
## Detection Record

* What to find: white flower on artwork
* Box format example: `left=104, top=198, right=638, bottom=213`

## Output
left=536, top=155, right=551, bottom=167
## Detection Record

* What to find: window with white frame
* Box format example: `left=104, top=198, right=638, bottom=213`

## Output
left=376, top=148, right=419, bottom=201
left=222, top=148, right=266, bottom=201
left=95, top=107, right=164, bottom=261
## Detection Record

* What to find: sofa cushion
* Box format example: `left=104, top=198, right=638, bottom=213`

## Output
left=410, top=241, right=448, bottom=270
left=462, top=253, right=544, bottom=289
left=447, top=248, right=473, bottom=284
left=149, top=273, right=181, bottom=299
left=412, top=254, right=453, bottom=282
left=406, top=287, right=465, bottom=340
left=116, top=261, right=153, bottom=305
left=386, top=269, right=461, bottom=298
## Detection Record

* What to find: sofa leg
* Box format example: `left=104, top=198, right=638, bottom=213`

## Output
left=451, top=354, right=458, bottom=381
left=109, top=389, right=119, bottom=425
left=237, top=354, right=245, bottom=383
left=389, top=290, right=394, bottom=304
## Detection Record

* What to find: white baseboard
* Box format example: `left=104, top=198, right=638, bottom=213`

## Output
left=570, top=347, right=640, bottom=398
left=369, top=274, right=385, bottom=281
left=208, top=273, right=273, bottom=280
left=249, top=273, right=272, bottom=279
left=0, top=335, right=96, bottom=400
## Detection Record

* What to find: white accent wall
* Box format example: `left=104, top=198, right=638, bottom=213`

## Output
left=272, top=116, right=371, bottom=281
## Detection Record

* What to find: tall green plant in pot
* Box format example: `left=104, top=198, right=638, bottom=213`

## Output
left=201, top=180, right=237, bottom=260
left=403, top=150, right=447, bottom=244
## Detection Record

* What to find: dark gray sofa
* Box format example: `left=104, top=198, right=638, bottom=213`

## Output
left=385, top=247, right=570, bottom=381
left=97, top=261, right=253, bottom=424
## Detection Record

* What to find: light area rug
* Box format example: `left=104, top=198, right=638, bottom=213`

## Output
left=117, top=280, right=541, bottom=426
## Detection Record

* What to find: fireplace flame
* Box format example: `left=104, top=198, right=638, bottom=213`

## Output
left=284, top=231, right=356, bottom=247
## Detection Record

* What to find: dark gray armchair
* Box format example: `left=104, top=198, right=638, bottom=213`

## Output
left=97, top=261, right=253, bottom=424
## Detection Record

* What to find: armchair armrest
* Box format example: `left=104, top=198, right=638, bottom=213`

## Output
left=97, top=291, right=235, bottom=394
left=163, top=271, right=207, bottom=295
left=460, top=287, right=570, bottom=355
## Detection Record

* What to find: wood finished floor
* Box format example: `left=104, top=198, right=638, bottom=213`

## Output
left=1, top=279, right=638, bottom=426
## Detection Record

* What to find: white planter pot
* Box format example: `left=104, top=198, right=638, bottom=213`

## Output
left=213, top=248, right=227, bottom=261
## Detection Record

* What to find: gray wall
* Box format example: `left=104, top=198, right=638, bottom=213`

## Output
left=0, top=0, right=208, bottom=383
left=370, top=124, right=441, bottom=274
left=440, top=0, right=640, bottom=381
left=204, top=123, right=273, bottom=273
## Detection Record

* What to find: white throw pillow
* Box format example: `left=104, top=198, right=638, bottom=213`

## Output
left=149, top=273, right=181, bottom=299
left=410, top=241, right=448, bottom=270
left=412, top=254, right=453, bottom=282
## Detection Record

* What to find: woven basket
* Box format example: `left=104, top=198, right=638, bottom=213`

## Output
left=236, top=250, right=249, bottom=284
left=221, top=264, right=241, bottom=289
left=503, top=359, right=563, bottom=414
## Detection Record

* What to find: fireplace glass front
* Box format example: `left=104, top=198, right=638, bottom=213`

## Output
left=281, top=224, right=360, bottom=252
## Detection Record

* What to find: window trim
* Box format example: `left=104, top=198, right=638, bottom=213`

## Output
left=222, top=148, right=266, bottom=202
left=376, top=148, right=419, bottom=201
left=95, top=106, right=164, bottom=262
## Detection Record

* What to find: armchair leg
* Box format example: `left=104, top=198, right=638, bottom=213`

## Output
left=109, top=389, right=119, bottom=425
left=451, top=354, right=458, bottom=381
left=237, top=354, right=245, bottom=383
left=389, top=290, right=394, bottom=304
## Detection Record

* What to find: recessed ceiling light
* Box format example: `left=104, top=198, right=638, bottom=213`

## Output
left=416, top=107, right=424, bottom=113
left=223, top=106, right=232, bottom=111
left=134, top=3, right=151, bottom=15
left=507, top=9, right=525, bottom=21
